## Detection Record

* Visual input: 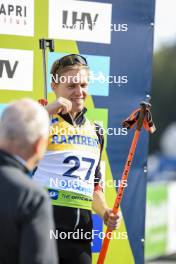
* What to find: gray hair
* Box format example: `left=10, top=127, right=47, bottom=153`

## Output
left=0, top=98, right=49, bottom=148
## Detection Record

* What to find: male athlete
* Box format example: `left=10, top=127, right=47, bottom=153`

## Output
left=33, top=54, right=121, bottom=264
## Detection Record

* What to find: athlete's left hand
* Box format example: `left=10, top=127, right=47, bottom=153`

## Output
left=103, top=209, right=122, bottom=230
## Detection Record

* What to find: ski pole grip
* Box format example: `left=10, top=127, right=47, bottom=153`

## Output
left=137, top=102, right=148, bottom=131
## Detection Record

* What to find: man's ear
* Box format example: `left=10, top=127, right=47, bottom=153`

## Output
left=51, top=82, right=57, bottom=91
left=33, top=136, right=48, bottom=159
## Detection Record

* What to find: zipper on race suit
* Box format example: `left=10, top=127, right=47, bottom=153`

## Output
left=74, top=208, right=80, bottom=230
left=69, top=113, right=77, bottom=127
left=69, top=111, right=83, bottom=127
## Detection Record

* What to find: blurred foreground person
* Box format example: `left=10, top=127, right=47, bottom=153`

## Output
left=0, top=99, right=58, bottom=264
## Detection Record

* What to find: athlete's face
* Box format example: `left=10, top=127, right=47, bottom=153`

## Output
left=52, top=68, right=89, bottom=114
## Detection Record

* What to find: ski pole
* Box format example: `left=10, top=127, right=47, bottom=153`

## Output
left=97, top=99, right=155, bottom=264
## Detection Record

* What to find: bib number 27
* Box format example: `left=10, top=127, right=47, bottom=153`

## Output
left=63, top=156, right=95, bottom=180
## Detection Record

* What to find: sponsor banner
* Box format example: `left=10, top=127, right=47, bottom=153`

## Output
left=167, top=182, right=176, bottom=254
left=146, top=182, right=176, bottom=259
left=145, top=183, right=168, bottom=259
left=48, top=52, right=110, bottom=96
left=0, top=48, right=33, bottom=91
left=49, top=0, right=112, bottom=44
left=91, top=214, right=103, bottom=253
left=0, top=0, right=34, bottom=36
left=85, top=108, right=108, bottom=148
left=86, top=55, right=110, bottom=96
left=48, top=188, right=92, bottom=209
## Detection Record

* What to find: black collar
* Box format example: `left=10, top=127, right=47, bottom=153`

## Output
left=0, top=149, right=29, bottom=175
left=59, top=107, right=87, bottom=126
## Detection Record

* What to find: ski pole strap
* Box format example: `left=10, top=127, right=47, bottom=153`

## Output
left=122, top=104, right=156, bottom=133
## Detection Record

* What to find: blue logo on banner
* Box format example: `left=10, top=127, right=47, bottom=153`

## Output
left=86, top=55, right=110, bottom=96
left=0, top=104, right=7, bottom=117
left=91, top=214, right=103, bottom=253
left=48, top=189, right=59, bottom=200
left=48, top=53, right=110, bottom=96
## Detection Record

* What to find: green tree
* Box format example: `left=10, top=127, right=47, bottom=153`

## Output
left=149, top=43, right=176, bottom=153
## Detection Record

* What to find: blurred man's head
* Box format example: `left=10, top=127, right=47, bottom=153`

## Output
left=50, top=54, right=89, bottom=114
left=0, top=98, right=49, bottom=169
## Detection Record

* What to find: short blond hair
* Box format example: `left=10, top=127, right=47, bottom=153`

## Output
left=50, top=61, right=89, bottom=84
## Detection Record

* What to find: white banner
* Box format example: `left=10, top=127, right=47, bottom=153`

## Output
left=167, top=182, right=176, bottom=254
left=0, top=48, right=33, bottom=91
left=0, top=0, right=34, bottom=36
left=49, top=0, right=112, bottom=44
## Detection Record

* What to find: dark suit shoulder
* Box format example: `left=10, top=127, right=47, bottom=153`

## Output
left=0, top=165, right=58, bottom=264
left=0, top=166, right=49, bottom=221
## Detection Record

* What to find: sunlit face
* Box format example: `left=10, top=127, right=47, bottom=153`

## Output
left=52, top=68, right=89, bottom=114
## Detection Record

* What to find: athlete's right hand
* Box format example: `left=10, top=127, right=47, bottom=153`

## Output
left=45, top=97, right=72, bottom=115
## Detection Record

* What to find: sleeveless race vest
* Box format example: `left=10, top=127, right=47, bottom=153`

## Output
left=33, top=114, right=101, bottom=210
